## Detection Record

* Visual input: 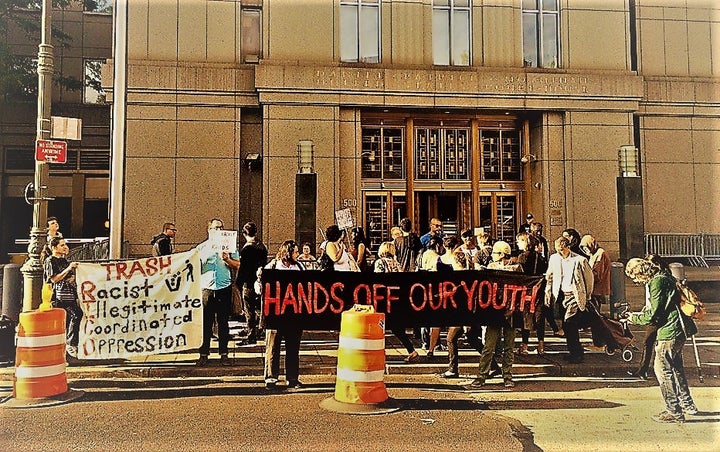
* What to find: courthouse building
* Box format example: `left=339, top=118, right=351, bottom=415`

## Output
left=17, top=0, right=720, bottom=261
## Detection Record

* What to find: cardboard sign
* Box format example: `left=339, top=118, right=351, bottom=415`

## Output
left=75, top=249, right=203, bottom=359
left=209, top=229, right=238, bottom=254
left=261, top=269, right=545, bottom=330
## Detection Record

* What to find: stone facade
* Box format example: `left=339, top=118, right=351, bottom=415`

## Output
left=103, top=0, right=719, bottom=260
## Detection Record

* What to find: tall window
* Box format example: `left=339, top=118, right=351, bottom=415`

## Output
left=522, top=0, right=560, bottom=68
left=432, top=0, right=471, bottom=66
left=84, top=59, right=106, bottom=104
left=481, top=130, right=521, bottom=181
left=361, top=127, right=404, bottom=179
left=415, top=128, right=470, bottom=180
left=340, top=0, right=381, bottom=63
left=241, top=7, right=262, bottom=61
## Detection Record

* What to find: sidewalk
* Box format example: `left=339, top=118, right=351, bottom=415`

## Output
left=2, top=302, right=718, bottom=383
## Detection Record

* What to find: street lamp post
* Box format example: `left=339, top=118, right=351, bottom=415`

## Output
left=20, top=0, right=53, bottom=312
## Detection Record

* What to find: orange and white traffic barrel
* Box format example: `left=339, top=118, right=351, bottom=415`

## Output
left=320, top=305, right=398, bottom=415
left=13, top=308, right=68, bottom=400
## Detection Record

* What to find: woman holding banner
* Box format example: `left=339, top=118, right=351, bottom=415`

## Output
left=263, top=240, right=305, bottom=389
left=374, top=241, right=420, bottom=363
left=44, top=237, right=83, bottom=360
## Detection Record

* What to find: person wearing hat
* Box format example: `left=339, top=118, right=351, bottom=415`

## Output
left=518, top=213, right=534, bottom=234
left=468, top=240, right=522, bottom=389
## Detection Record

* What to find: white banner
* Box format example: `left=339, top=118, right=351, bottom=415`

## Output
left=75, top=249, right=203, bottom=359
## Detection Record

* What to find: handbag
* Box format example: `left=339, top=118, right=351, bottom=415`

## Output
left=317, top=252, right=335, bottom=271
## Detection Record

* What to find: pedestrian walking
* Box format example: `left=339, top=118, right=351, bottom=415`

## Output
left=544, top=236, right=594, bottom=363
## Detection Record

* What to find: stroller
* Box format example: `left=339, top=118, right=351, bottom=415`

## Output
left=587, top=303, right=636, bottom=362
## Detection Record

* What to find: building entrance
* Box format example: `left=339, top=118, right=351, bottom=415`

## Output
left=415, top=192, right=472, bottom=237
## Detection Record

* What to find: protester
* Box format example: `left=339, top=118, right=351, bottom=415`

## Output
left=324, top=225, right=359, bottom=271
left=440, top=236, right=484, bottom=379
left=394, top=218, right=422, bottom=272
left=459, top=228, right=478, bottom=264
left=44, top=237, right=82, bottom=360
left=530, top=221, right=549, bottom=260
left=41, top=216, right=63, bottom=262
left=418, top=235, right=444, bottom=355
left=545, top=236, right=594, bottom=363
left=420, top=217, right=444, bottom=249
left=150, top=222, right=177, bottom=256
left=518, top=213, right=534, bottom=234
left=515, top=232, right=549, bottom=355
left=297, top=242, right=317, bottom=270
left=580, top=234, right=611, bottom=313
left=474, top=230, right=493, bottom=269
left=562, top=228, right=589, bottom=259
left=625, top=257, right=699, bottom=423
left=469, top=240, right=521, bottom=388
left=373, top=241, right=419, bottom=363
left=237, top=221, right=268, bottom=344
left=349, top=226, right=371, bottom=272
left=263, top=240, right=305, bottom=389
left=197, top=218, right=240, bottom=366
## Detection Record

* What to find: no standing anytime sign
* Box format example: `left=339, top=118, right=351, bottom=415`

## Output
left=35, top=139, right=67, bottom=164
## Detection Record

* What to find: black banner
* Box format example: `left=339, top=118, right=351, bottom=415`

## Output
left=261, top=269, right=545, bottom=330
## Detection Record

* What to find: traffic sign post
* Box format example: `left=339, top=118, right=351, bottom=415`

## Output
left=35, top=139, right=67, bottom=164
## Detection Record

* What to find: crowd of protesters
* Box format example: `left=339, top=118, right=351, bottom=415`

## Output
left=42, top=215, right=700, bottom=422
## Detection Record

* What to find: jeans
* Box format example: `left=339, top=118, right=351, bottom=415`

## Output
left=199, top=286, right=231, bottom=356
left=265, top=327, right=303, bottom=382
left=654, top=337, right=695, bottom=415
left=52, top=299, right=82, bottom=347
left=477, top=322, right=515, bottom=380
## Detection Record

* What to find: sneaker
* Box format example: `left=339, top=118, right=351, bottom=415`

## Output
left=220, top=354, right=232, bottom=366
left=442, top=370, right=459, bottom=378
left=504, top=378, right=515, bottom=388
left=467, top=378, right=485, bottom=389
left=265, top=377, right=278, bottom=388
left=196, top=355, right=209, bottom=367
left=287, top=380, right=304, bottom=389
left=488, top=368, right=502, bottom=379
left=683, top=405, right=699, bottom=415
left=651, top=411, right=684, bottom=424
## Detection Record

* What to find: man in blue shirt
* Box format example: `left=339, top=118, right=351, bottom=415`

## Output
left=196, top=218, right=239, bottom=366
left=419, top=217, right=444, bottom=249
